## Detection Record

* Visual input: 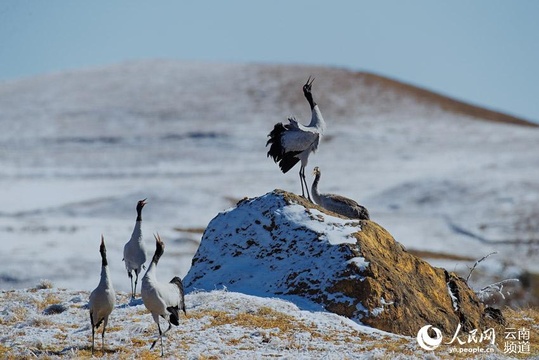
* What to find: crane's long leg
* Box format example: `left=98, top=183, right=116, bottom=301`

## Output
left=150, top=324, right=159, bottom=350
left=102, top=317, right=108, bottom=352
left=128, top=271, right=135, bottom=298
left=300, top=166, right=312, bottom=202
left=299, top=167, right=306, bottom=198
left=90, top=313, right=95, bottom=355
left=159, top=323, right=164, bottom=357
left=299, top=167, right=305, bottom=197
left=150, top=321, right=165, bottom=357
left=162, top=321, right=173, bottom=336
left=134, top=269, right=139, bottom=298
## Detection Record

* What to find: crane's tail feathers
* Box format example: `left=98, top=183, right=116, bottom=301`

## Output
left=266, top=123, right=286, bottom=151
left=278, top=151, right=301, bottom=173
left=94, top=319, right=104, bottom=328
left=267, top=122, right=301, bottom=173
left=167, top=306, right=180, bottom=326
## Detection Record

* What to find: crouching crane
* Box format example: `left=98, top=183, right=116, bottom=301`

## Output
left=311, top=166, right=370, bottom=220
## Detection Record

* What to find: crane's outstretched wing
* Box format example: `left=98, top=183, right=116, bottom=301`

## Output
left=267, top=118, right=320, bottom=174
left=280, top=126, right=320, bottom=153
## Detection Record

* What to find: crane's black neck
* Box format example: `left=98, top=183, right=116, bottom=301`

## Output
left=136, top=201, right=145, bottom=221
left=304, top=91, right=316, bottom=110
left=100, top=245, right=108, bottom=267
left=152, top=240, right=164, bottom=265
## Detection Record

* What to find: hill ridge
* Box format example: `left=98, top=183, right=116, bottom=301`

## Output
left=0, top=59, right=535, bottom=128
left=355, top=71, right=536, bottom=127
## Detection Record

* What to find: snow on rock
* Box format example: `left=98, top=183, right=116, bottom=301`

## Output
left=185, top=190, right=505, bottom=337
left=185, top=189, right=366, bottom=310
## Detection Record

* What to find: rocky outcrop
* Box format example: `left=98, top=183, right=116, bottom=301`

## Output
left=184, top=190, right=503, bottom=336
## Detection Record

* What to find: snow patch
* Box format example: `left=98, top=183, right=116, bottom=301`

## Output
left=281, top=204, right=362, bottom=245
left=348, top=257, right=369, bottom=271
left=447, top=283, right=459, bottom=311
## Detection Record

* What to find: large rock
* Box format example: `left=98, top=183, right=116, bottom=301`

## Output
left=184, top=190, right=503, bottom=336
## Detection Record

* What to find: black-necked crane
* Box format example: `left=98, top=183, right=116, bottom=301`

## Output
left=311, top=166, right=370, bottom=220
left=267, top=76, right=326, bottom=202
left=141, top=234, right=186, bottom=357
left=123, top=198, right=148, bottom=298
left=89, top=235, right=115, bottom=355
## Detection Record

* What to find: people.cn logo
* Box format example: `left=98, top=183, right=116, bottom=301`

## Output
left=417, top=325, right=443, bottom=350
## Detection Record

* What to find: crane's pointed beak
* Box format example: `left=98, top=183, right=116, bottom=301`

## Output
left=100, top=235, right=106, bottom=252
left=154, top=233, right=164, bottom=246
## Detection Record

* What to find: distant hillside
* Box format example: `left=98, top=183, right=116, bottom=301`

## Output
left=0, top=60, right=535, bottom=136
left=355, top=72, right=536, bottom=127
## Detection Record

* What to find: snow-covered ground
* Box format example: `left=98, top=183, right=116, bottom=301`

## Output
left=1, top=286, right=525, bottom=359
left=1, top=60, right=538, bottom=306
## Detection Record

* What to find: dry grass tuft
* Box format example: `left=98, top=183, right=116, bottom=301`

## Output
left=197, top=355, right=222, bottom=360
left=35, top=279, right=54, bottom=290
left=204, top=306, right=313, bottom=336
left=0, top=344, right=13, bottom=360
left=0, top=305, right=28, bottom=325
left=359, top=336, right=415, bottom=356
left=106, top=324, right=123, bottom=333
left=34, top=293, right=63, bottom=313
left=27, top=315, right=54, bottom=327
left=129, top=349, right=163, bottom=360
left=129, top=337, right=149, bottom=349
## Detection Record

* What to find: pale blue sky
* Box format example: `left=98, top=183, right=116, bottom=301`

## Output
left=1, top=1, right=538, bottom=122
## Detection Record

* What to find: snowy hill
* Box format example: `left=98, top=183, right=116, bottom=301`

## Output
left=0, top=60, right=538, bottom=308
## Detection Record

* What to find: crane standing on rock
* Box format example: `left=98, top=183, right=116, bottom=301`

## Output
left=267, top=76, right=326, bottom=202
left=141, top=234, right=186, bottom=357
left=89, top=236, right=115, bottom=355
left=311, top=166, right=370, bottom=220
left=123, top=198, right=148, bottom=298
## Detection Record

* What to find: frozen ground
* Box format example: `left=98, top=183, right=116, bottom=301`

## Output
left=1, top=286, right=525, bottom=359
left=0, top=60, right=538, bottom=306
